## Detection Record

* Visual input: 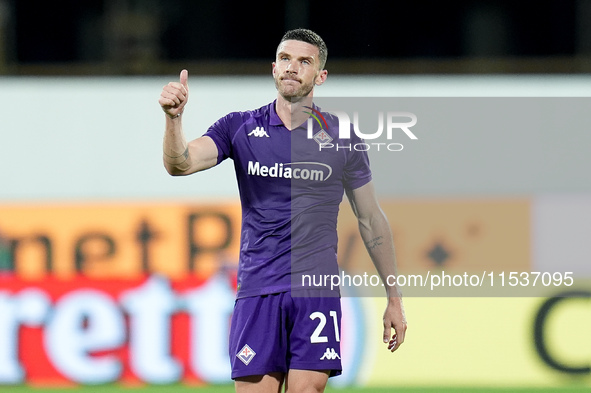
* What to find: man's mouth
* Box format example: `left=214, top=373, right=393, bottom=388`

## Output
left=281, top=75, right=301, bottom=83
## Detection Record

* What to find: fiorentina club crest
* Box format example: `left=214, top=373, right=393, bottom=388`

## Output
left=236, top=344, right=256, bottom=365
left=313, top=129, right=333, bottom=146
left=303, top=105, right=333, bottom=147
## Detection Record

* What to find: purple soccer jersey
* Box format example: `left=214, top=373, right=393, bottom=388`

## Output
left=204, top=101, right=372, bottom=298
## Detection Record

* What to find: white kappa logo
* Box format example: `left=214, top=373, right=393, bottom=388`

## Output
left=248, top=127, right=269, bottom=138
left=319, top=348, right=340, bottom=360
left=237, top=344, right=256, bottom=365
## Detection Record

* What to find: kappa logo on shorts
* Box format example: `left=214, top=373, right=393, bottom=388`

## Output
left=248, top=126, right=269, bottom=138
left=236, top=344, right=256, bottom=365
left=319, top=347, right=340, bottom=360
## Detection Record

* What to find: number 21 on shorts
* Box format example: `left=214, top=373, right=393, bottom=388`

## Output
left=309, top=311, right=340, bottom=343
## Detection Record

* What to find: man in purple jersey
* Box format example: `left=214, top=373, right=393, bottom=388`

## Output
left=159, top=29, right=407, bottom=393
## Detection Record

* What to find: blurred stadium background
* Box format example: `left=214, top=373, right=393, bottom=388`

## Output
left=1, top=0, right=591, bottom=392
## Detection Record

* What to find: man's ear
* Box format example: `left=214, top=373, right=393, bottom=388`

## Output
left=315, top=69, right=328, bottom=86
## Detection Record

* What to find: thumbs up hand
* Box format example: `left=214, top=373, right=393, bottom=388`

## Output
left=159, top=69, right=189, bottom=119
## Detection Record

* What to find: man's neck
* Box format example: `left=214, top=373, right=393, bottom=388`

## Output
left=275, top=94, right=313, bottom=130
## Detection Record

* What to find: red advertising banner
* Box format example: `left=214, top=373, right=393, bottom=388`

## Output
left=0, top=275, right=237, bottom=385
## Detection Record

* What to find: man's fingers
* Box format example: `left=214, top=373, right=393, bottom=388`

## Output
left=158, top=97, right=174, bottom=107
left=388, top=334, right=397, bottom=351
left=387, top=331, right=400, bottom=352
left=387, top=322, right=407, bottom=352
left=159, top=91, right=181, bottom=107
left=397, top=323, right=406, bottom=346
left=383, top=313, right=407, bottom=352
left=161, top=84, right=186, bottom=105
left=383, top=322, right=391, bottom=344
left=163, top=83, right=187, bottom=97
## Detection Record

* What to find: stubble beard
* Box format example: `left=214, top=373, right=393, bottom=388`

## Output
left=275, top=74, right=315, bottom=102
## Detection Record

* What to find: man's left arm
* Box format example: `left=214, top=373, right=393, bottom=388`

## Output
left=346, top=180, right=407, bottom=352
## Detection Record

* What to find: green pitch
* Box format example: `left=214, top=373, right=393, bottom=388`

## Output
left=5, top=385, right=591, bottom=393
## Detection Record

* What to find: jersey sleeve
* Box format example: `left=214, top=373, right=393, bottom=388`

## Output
left=203, top=112, right=241, bottom=164
left=342, top=132, right=373, bottom=191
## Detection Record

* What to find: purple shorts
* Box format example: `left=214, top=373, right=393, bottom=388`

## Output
left=229, top=291, right=342, bottom=379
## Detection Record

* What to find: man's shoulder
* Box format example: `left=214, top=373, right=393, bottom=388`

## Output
left=224, top=102, right=274, bottom=123
left=209, top=103, right=273, bottom=136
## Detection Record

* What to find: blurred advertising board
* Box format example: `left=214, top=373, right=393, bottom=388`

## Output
left=0, top=198, right=589, bottom=387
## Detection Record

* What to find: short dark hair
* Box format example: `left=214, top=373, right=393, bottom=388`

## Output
left=278, top=28, right=328, bottom=70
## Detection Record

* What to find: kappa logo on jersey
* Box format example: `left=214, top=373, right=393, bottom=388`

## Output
left=320, top=348, right=341, bottom=360
left=236, top=344, right=256, bottom=365
left=248, top=126, right=269, bottom=138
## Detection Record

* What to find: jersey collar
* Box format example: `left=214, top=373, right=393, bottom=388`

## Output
left=269, top=100, right=322, bottom=131
left=269, top=100, right=284, bottom=127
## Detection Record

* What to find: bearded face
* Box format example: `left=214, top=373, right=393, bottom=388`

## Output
left=273, top=40, right=326, bottom=101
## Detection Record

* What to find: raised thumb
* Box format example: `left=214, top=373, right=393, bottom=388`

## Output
left=180, top=69, right=189, bottom=88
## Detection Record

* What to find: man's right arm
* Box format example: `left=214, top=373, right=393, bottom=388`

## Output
left=159, top=69, right=219, bottom=176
